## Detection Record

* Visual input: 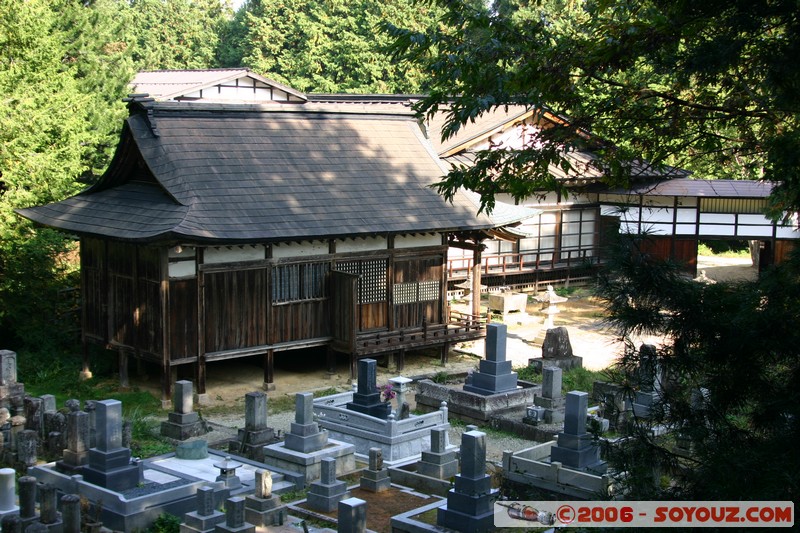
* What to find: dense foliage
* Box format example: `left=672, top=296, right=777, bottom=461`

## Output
left=386, top=0, right=800, bottom=216
left=387, top=0, right=800, bottom=500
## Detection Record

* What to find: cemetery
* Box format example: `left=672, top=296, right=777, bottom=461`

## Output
left=0, top=291, right=696, bottom=533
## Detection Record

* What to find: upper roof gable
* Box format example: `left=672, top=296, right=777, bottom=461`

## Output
left=19, top=98, right=501, bottom=243
left=130, top=68, right=307, bottom=103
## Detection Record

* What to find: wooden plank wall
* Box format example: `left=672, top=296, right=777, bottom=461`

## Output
left=203, top=268, right=268, bottom=352
left=393, top=255, right=443, bottom=329
left=169, top=278, right=197, bottom=360
left=81, top=237, right=106, bottom=343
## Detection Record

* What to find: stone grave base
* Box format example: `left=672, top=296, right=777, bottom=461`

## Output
left=414, top=379, right=539, bottom=424
left=501, top=441, right=613, bottom=500
left=388, top=464, right=453, bottom=498
left=528, top=356, right=583, bottom=372
left=30, top=463, right=203, bottom=533
left=261, top=439, right=356, bottom=487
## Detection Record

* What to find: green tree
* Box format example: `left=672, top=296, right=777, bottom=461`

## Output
left=0, top=0, right=95, bottom=349
left=130, top=0, right=230, bottom=71
left=239, top=0, right=444, bottom=93
left=388, top=0, right=800, bottom=500
left=387, top=0, right=800, bottom=216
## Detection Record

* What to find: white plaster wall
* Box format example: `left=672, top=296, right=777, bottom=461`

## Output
left=394, top=233, right=442, bottom=249
left=169, top=261, right=196, bottom=279
left=204, top=245, right=266, bottom=264
left=272, top=241, right=329, bottom=258
left=336, top=236, right=387, bottom=253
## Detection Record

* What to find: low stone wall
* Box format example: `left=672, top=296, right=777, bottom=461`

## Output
left=414, top=379, right=540, bottom=424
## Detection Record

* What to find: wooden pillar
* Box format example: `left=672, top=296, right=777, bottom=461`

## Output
left=471, top=247, right=482, bottom=318
left=160, top=363, right=174, bottom=409
left=397, top=348, right=405, bottom=372
left=326, top=347, right=337, bottom=375
left=118, top=349, right=129, bottom=390
left=350, top=353, right=357, bottom=380
left=440, top=342, right=450, bottom=365
left=263, top=349, right=275, bottom=391
left=79, top=341, right=92, bottom=380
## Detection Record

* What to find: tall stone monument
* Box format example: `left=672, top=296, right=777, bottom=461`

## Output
left=229, top=392, right=276, bottom=461
left=550, top=391, right=605, bottom=472
left=463, top=323, right=518, bottom=396
left=306, top=458, right=349, bottom=513
left=346, top=359, right=391, bottom=420
left=81, top=399, right=141, bottom=491
left=533, top=366, right=565, bottom=423
left=161, top=381, right=207, bottom=440
left=437, top=430, right=498, bottom=533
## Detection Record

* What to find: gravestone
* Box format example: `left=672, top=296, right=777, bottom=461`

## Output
left=531, top=366, right=565, bottom=424
left=244, top=470, right=285, bottom=527
left=161, top=381, right=207, bottom=440
left=463, top=323, right=518, bottom=396
left=56, top=410, right=89, bottom=474
left=359, top=448, right=390, bottom=492
left=0, top=351, right=25, bottom=414
left=229, top=392, right=276, bottom=461
left=17, top=430, right=38, bottom=467
left=529, top=327, right=583, bottom=372
left=338, top=498, right=367, bottom=533
left=632, top=344, right=660, bottom=419
left=346, top=359, right=391, bottom=420
left=18, top=476, right=38, bottom=528
left=81, top=399, right=141, bottom=491
left=0, top=468, right=17, bottom=517
left=1, top=514, right=22, bottom=533
left=305, top=458, right=349, bottom=513
left=215, top=497, right=254, bottom=533
left=283, top=393, right=327, bottom=453
left=416, top=428, right=458, bottom=480
left=437, top=431, right=498, bottom=533
left=23, top=397, right=43, bottom=439
left=549, top=391, right=605, bottom=472
left=60, top=495, right=81, bottom=533
left=181, top=485, right=225, bottom=533
left=39, top=483, right=63, bottom=531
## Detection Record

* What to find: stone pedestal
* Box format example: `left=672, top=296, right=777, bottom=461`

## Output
left=360, top=448, right=390, bottom=492
left=416, top=428, right=457, bottom=480
left=262, top=392, right=356, bottom=485
left=338, top=498, right=367, bottom=533
left=549, top=392, right=605, bottom=472
left=181, top=486, right=226, bottom=533
left=463, top=324, right=518, bottom=396
left=214, top=497, right=254, bottom=533
left=305, top=458, right=349, bottom=513
left=229, top=392, right=275, bottom=461
left=161, top=381, right=207, bottom=441
left=437, top=431, right=498, bottom=533
left=81, top=400, right=141, bottom=492
left=532, top=366, right=565, bottom=424
left=244, top=470, right=286, bottom=527
left=346, top=359, right=390, bottom=419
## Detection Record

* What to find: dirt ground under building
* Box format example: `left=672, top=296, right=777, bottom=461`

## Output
left=130, top=255, right=756, bottom=409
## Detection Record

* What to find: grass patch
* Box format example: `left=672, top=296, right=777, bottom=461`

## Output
left=280, top=488, right=308, bottom=503
left=514, top=365, right=609, bottom=395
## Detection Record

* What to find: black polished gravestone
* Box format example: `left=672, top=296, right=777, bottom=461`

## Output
left=346, top=359, right=391, bottom=420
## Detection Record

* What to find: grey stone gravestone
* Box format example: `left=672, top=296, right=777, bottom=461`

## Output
left=16, top=430, right=37, bottom=467
left=306, top=458, right=349, bottom=512
left=463, top=323, right=519, bottom=395
left=532, top=366, right=566, bottom=423
left=417, top=427, right=458, bottom=480
left=549, top=391, right=605, bottom=471
left=283, top=393, right=327, bottom=453
left=215, top=497, right=254, bottom=533
left=360, top=448, right=390, bottom=492
left=632, top=344, right=660, bottom=419
left=230, top=392, right=275, bottom=461
left=0, top=352, right=16, bottom=386
left=0, top=468, right=17, bottom=516
left=38, top=484, right=62, bottom=529
left=346, top=359, right=391, bottom=419
left=161, top=381, right=207, bottom=440
left=18, top=476, right=37, bottom=527
left=437, top=431, right=498, bottom=533
left=56, top=410, right=89, bottom=474
left=244, top=470, right=285, bottom=527
left=81, top=399, right=140, bottom=491
left=23, top=398, right=43, bottom=438
left=60, top=495, right=80, bottom=533
left=1, top=514, right=21, bottom=533
left=338, top=498, right=367, bottom=533
left=181, top=485, right=225, bottom=533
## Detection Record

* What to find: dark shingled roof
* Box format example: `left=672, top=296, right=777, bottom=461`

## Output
left=18, top=100, right=499, bottom=243
left=603, top=178, right=774, bottom=198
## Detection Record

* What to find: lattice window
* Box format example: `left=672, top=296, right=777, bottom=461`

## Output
left=272, top=262, right=329, bottom=303
left=336, top=259, right=387, bottom=304
left=394, top=280, right=440, bottom=304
